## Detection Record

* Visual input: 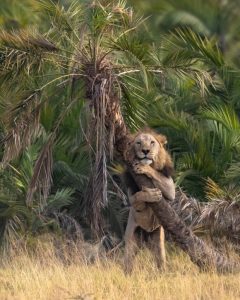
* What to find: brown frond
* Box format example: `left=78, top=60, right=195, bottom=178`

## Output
left=26, top=136, right=54, bottom=206
left=25, top=96, right=77, bottom=206
left=0, top=30, right=58, bottom=52
left=0, top=30, right=58, bottom=81
left=28, top=37, right=58, bottom=52
left=199, top=199, right=240, bottom=245
left=1, top=92, right=41, bottom=166
left=170, top=188, right=203, bottom=227
left=205, top=177, right=225, bottom=201
left=83, top=55, right=128, bottom=234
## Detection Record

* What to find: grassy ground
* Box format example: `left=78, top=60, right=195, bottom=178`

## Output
left=0, top=238, right=240, bottom=300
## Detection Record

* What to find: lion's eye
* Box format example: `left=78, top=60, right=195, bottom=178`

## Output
left=136, top=141, right=141, bottom=145
left=151, top=141, right=155, bottom=145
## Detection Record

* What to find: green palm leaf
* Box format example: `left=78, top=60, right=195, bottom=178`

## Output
left=201, top=104, right=240, bottom=130
left=163, top=28, right=224, bottom=67
left=38, top=0, right=82, bottom=33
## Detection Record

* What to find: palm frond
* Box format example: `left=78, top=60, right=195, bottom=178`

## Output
left=26, top=135, right=54, bottom=206
left=0, top=29, right=57, bottom=85
left=1, top=91, right=41, bottom=167
left=199, top=198, right=240, bottom=245
left=158, top=10, right=210, bottom=36
left=150, top=104, right=192, bottom=132
left=26, top=91, right=80, bottom=205
left=151, top=49, right=214, bottom=97
left=112, top=35, right=150, bottom=89
left=45, top=187, right=74, bottom=213
left=53, top=161, right=88, bottom=189
left=87, top=0, right=136, bottom=37
left=224, top=162, right=240, bottom=183
left=201, top=105, right=240, bottom=152
left=162, top=27, right=224, bottom=67
left=201, top=104, right=240, bottom=130
left=10, top=144, right=41, bottom=195
left=0, top=191, right=30, bottom=252
left=121, top=77, right=149, bottom=130
left=205, top=177, right=225, bottom=201
left=38, top=0, right=82, bottom=33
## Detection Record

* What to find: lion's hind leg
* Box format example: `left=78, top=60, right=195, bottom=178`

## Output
left=124, top=208, right=138, bottom=274
left=147, top=226, right=166, bottom=271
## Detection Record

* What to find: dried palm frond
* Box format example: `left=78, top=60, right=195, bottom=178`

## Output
left=166, top=188, right=240, bottom=248
left=170, top=188, right=203, bottom=227
left=205, top=177, right=240, bottom=202
left=26, top=94, right=79, bottom=206
left=26, top=135, right=54, bottom=206
left=53, top=212, right=83, bottom=241
left=84, top=57, right=124, bottom=234
left=1, top=92, right=41, bottom=167
left=199, top=198, right=240, bottom=245
left=0, top=30, right=57, bottom=84
left=0, top=29, right=57, bottom=52
left=205, top=177, right=226, bottom=201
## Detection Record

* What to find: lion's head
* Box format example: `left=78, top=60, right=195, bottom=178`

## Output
left=124, top=129, right=174, bottom=177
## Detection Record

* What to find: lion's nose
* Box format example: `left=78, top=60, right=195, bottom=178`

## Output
left=142, top=149, right=150, bottom=155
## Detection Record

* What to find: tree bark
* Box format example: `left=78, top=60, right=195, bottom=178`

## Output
left=129, top=172, right=240, bottom=273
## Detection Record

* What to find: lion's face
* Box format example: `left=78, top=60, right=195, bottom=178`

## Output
left=124, top=129, right=174, bottom=176
left=133, top=134, right=161, bottom=165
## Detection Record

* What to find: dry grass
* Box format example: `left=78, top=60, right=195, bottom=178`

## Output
left=0, top=237, right=240, bottom=300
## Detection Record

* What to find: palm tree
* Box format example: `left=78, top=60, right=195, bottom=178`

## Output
left=0, top=1, right=211, bottom=229
left=0, top=0, right=239, bottom=270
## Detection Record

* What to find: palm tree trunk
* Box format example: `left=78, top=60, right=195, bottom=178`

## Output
left=128, top=172, right=239, bottom=273
left=151, top=197, right=238, bottom=273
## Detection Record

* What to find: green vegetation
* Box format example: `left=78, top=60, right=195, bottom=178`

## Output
left=0, top=0, right=240, bottom=255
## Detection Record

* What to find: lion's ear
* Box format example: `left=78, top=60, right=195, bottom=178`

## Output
left=162, top=137, right=167, bottom=146
left=155, top=134, right=167, bottom=146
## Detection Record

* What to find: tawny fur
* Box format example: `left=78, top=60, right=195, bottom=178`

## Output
left=123, top=130, right=175, bottom=273
left=124, top=128, right=174, bottom=177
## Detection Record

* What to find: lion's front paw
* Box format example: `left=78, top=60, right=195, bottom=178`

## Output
left=132, top=161, right=142, bottom=173
left=133, top=162, right=153, bottom=178
left=142, top=187, right=162, bottom=203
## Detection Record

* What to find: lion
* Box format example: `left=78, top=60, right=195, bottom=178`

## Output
left=123, top=129, right=175, bottom=273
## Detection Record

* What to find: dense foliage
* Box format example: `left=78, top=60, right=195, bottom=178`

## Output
left=0, top=0, right=240, bottom=249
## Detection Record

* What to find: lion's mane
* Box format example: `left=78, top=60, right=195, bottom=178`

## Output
left=124, top=128, right=174, bottom=177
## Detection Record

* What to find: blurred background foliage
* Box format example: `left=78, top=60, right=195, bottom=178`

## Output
left=0, top=0, right=240, bottom=249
